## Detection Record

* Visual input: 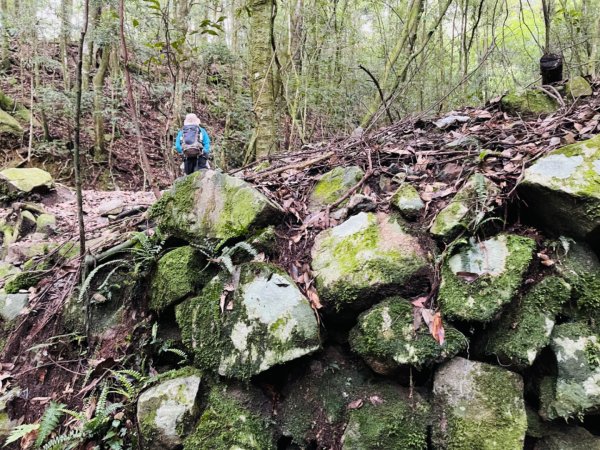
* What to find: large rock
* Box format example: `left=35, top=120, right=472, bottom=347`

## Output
left=341, top=384, right=430, bottom=450
left=520, top=135, right=600, bottom=239
left=430, top=173, right=498, bottom=239
left=540, top=322, right=600, bottom=420
left=349, top=297, right=467, bottom=374
left=0, top=291, right=28, bottom=321
left=0, top=168, right=54, bottom=200
left=0, top=109, right=23, bottom=136
left=566, top=76, right=593, bottom=98
left=137, top=370, right=202, bottom=450
left=391, top=183, right=424, bottom=220
left=311, top=212, right=429, bottom=311
left=535, top=425, right=600, bottom=450
left=483, top=276, right=571, bottom=367
left=437, top=234, right=535, bottom=322
left=432, top=357, right=527, bottom=449
left=150, top=170, right=283, bottom=246
left=176, top=263, right=320, bottom=379
left=149, top=246, right=210, bottom=312
left=183, top=385, right=275, bottom=450
left=501, top=89, right=558, bottom=115
left=309, top=166, right=364, bottom=210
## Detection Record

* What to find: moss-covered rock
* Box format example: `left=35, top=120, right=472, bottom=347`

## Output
left=540, top=322, right=600, bottom=420
left=391, top=183, right=424, bottom=220
left=149, top=246, right=210, bottom=312
left=534, top=424, right=600, bottom=450
left=430, top=173, right=498, bottom=239
left=0, top=90, right=33, bottom=124
left=0, top=168, right=54, bottom=201
left=311, top=212, right=429, bottom=312
left=176, top=262, right=320, bottom=379
left=519, top=135, right=600, bottom=239
left=0, top=291, right=28, bottom=321
left=183, top=385, right=275, bottom=449
left=566, top=76, right=593, bottom=98
left=501, top=89, right=558, bottom=115
left=150, top=170, right=283, bottom=247
left=35, top=213, right=56, bottom=235
left=309, top=166, right=364, bottom=210
left=432, top=357, right=527, bottom=449
left=137, top=370, right=202, bottom=450
left=341, top=384, right=430, bottom=450
left=483, top=276, right=571, bottom=367
left=4, top=270, right=45, bottom=294
left=437, top=234, right=535, bottom=322
left=0, top=109, right=23, bottom=136
left=349, top=298, right=467, bottom=374
left=0, top=262, right=20, bottom=284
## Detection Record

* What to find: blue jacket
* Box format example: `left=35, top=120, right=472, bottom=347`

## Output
left=175, top=127, right=211, bottom=155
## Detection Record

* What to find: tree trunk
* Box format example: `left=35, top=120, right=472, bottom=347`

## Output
left=118, top=0, right=160, bottom=199
left=248, top=0, right=278, bottom=160
left=93, top=46, right=110, bottom=160
left=0, top=0, right=9, bottom=70
left=60, top=0, right=72, bottom=90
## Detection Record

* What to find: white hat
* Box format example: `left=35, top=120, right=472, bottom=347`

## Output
left=184, top=113, right=201, bottom=126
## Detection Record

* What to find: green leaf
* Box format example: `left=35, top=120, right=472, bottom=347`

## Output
left=4, top=424, right=39, bottom=446
left=132, top=18, right=140, bottom=27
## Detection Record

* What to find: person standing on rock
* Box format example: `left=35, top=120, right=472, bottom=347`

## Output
left=175, top=113, right=211, bottom=175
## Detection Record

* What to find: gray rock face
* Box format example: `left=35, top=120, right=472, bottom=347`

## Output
left=98, top=199, right=124, bottom=216
left=176, top=263, right=320, bottom=379
left=137, top=372, right=202, bottom=450
left=566, top=76, right=593, bottom=98
left=540, top=322, right=600, bottom=420
left=0, top=292, right=28, bottom=321
left=520, top=135, right=600, bottom=239
left=534, top=425, right=600, bottom=450
left=432, top=357, right=527, bottom=449
left=150, top=170, right=283, bottom=246
left=311, top=212, right=429, bottom=311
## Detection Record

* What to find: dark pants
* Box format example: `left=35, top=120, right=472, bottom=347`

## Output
left=184, top=155, right=208, bottom=175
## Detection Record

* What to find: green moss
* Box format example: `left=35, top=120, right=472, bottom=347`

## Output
left=350, top=298, right=467, bottom=373
left=438, top=234, right=536, bottom=322
left=4, top=270, right=45, bottom=294
left=567, top=76, right=592, bottom=98
left=0, top=109, right=22, bottom=136
left=343, top=384, right=430, bottom=450
left=183, top=386, right=274, bottom=450
left=391, top=184, right=424, bottom=220
left=150, top=246, right=210, bottom=312
left=484, top=276, right=571, bottom=366
left=310, top=166, right=364, bottom=208
left=502, top=89, right=558, bottom=115
left=150, top=173, right=197, bottom=228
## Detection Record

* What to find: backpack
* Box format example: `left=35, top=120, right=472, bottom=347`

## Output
left=181, top=125, right=204, bottom=157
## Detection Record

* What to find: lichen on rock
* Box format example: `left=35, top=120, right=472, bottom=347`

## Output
left=311, top=212, right=429, bottom=312
left=176, top=262, right=320, bottom=379
left=309, top=166, right=364, bottom=210
left=0, top=168, right=54, bottom=200
left=430, top=173, right=498, bottom=239
left=150, top=170, right=283, bottom=247
left=566, top=76, right=593, bottom=98
left=432, top=357, right=527, bottom=449
left=483, top=276, right=571, bottom=367
left=437, top=233, right=535, bottom=322
left=349, top=297, right=467, bottom=374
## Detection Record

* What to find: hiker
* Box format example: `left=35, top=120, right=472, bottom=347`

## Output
left=175, top=113, right=211, bottom=175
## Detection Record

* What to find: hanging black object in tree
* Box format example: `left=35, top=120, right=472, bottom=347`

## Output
left=540, top=53, right=563, bottom=85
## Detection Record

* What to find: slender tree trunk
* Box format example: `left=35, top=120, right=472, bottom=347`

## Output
left=248, top=0, right=278, bottom=160
left=119, top=0, right=160, bottom=198
left=60, top=0, right=72, bottom=90
left=0, top=0, right=9, bottom=70
left=93, top=46, right=110, bottom=160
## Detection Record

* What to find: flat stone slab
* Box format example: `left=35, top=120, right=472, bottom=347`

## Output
left=0, top=168, right=54, bottom=199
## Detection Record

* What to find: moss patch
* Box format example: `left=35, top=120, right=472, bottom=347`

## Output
left=502, top=89, right=558, bottom=115
left=391, top=183, right=424, bottom=220
left=309, top=166, right=364, bottom=210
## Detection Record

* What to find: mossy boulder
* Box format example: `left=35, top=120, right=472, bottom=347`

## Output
left=183, top=385, right=275, bottom=449
left=430, top=173, right=498, bottom=239
left=0, top=262, right=20, bottom=284
left=501, top=89, right=558, bottom=115
left=520, top=135, right=600, bottom=239
left=437, top=234, right=535, bottom=322
left=483, top=276, right=571, bottom=367
left=309, top=166, right=364, bottom=210
left=540, top=322, right=600, bottom=420
left=35, top=213, right=56, bottom=235
left=137, top=370, right=202, bottom=450
left=391, top=183, right=424, bottom=220
left=0, top=90, right=33, bottom=124
left=0, top=168, right=54, bottom=200
left=176, top=262, right=320, bottom=379
left=150, top=170, right=283, bottom=247
left=432, top=357, right=527, bottom=450
left=149, top=246, right=210, bottom=312
left=0, top=109, right=23, bottom=136
left=534, top=424, right=600, bottom=450
left=311, top=212, right=429, bottom=312
left=349, top=298, right=467, bottom=374
left=341, top=384, right=430, bottom=450
left=566, top=76, right=593, bottom=98
left=4, top=270, right=45, bottom=294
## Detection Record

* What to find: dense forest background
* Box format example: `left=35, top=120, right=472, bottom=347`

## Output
left=0, top=0, right=599, bottom=189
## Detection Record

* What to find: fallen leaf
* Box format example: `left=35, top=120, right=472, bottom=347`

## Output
left=369, top=395, right=384, bottom=405
left=347, top=398, right=364, bottom=410
left=431, top=312, right=445, bottom=345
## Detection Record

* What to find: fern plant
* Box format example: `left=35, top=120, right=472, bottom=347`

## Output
left=35, top=401, right=65, bottom=447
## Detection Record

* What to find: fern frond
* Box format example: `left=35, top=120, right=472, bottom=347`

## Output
left=95, top=383, right=110, bottom=418
left=4, top=423, right=39, bottom=446
left=111, top=371, right=137, bottom=399
left=163, top=348, right=188, bottom=363
left=228, top=241, right=258, bottom=258
left=58, top=408, right=85, bottom=423
left=78, top=260, right=127, bottom=304
left=35, top=401, right=65, bottom=447
left=41, top=430, right=83, bottom=450
left=114, top=369, right=146, bottom=382
left=219, top=254, right=234, bottom=274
